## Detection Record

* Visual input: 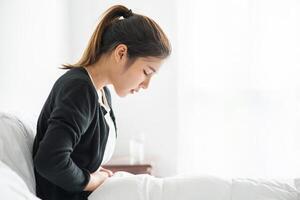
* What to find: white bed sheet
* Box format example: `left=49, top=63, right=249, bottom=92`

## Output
left=89, top=172, right=300, bottom=200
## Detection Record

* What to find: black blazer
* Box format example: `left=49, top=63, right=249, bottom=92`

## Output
left=32, top=67, right=117, bottom=200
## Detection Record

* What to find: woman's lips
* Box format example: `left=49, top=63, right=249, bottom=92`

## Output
left=130, top=89, right=139, bottom=94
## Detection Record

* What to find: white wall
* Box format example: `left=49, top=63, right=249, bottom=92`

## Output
left=0, top=0, right=178, bottom=177
left=176, top=0, right=300, bottom=178
left=0, top=0, right=70, bottom=125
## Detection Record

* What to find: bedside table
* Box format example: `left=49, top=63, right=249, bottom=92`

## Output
left=102, top=164, right=152, bottom=175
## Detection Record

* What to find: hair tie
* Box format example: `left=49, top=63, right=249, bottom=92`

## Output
left=123, top=9, right=133, bottom=18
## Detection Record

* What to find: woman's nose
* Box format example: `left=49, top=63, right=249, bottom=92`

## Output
left=140, top=77, right=150, bottom=89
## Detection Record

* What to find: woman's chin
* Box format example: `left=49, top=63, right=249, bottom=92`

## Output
left=112, top=85, right=128, bottom=97
left=115, top=90, right=129, bottom=97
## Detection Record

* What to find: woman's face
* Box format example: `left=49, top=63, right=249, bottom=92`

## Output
left=112, top=55, right=164, bottom=97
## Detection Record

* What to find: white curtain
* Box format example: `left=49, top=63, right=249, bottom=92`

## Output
left=177, top=0, right=300, bottom=178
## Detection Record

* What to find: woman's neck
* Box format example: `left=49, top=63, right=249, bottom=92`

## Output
left=84, top=55, right=112, bottom=91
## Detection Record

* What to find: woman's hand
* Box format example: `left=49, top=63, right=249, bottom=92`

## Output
left=83, top=166, right=114, bottom=191
left=83, top=170, right=109, bottom=192
left=98, top=166, right=114, bottom=177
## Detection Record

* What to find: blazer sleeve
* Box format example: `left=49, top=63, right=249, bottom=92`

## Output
left=33, top=79, right=97, bottom=192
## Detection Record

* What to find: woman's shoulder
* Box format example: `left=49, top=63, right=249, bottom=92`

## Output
left=51, top=67, right=98, bottom=100
left=55, top=67, right=94, bottom=89
left=58, top=67, right=90, bottom=83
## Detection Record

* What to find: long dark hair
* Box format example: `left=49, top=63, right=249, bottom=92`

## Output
left=61, top=5, right=171, bottom=69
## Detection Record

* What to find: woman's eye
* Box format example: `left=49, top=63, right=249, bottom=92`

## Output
left=143, top=70, right=151, bottom=76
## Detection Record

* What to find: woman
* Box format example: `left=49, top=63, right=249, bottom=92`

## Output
left=32, top=4, right=171, bottom=200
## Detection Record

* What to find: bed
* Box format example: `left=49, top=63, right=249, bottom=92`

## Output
left=0, top=112, right=299, bottom=200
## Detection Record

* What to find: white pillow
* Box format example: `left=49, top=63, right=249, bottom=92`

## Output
left=0, top=112, right=36, bottom=194
left=0, top=160, right=40, bottom=199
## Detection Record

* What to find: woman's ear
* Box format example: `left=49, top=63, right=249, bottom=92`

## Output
left=114, top=44, right=128, bottom=63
